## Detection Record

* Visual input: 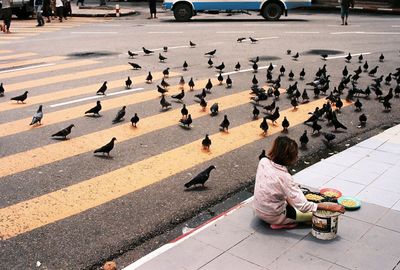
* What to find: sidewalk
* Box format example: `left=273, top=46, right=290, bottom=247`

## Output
left=125, top=125, right=400, bottom=270
left=70, top=0, right=137, bottom=17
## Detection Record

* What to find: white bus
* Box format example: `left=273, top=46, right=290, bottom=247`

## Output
left=163, top=0, right=311, bottom=21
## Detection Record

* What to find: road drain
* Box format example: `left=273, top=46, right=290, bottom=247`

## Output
left=303, top=49, right=344, bottom=55
left=67, top=51, right=118, bottom=59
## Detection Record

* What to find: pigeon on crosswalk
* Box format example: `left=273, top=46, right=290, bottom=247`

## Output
left=161, top=78, right=170, bottom=88
left=10, top=91, right=28, bottom=103
left=281, top=116, right=289, bottom=133
left=217, top=73, right=224, bottom=85
left=189, top=41, right=196, bottom=47
left=299, top=130, right=309, bottom=149
left=358, top=54, right=363, bottom=63
left=202, top=134, right=212, bottom=151
left=184, top=165, right=216, bottom=188
left=188, top=77, right=195, bottom=91
left=205, top=49, right=216, bottom=57
left=345, top=53, right=352, bottom=62
left=97, top=81, right=107, bottom=95
left=252, top=105, right=260, bottom=120
left=160, top=95, right=171, bottom=110
left=171, top=89, right=185, bottom=102
left=0, top=83, right=4, bottom=97
left=181, top=104, right=188, bottom=119
left=199, top=97, right=207, bottom=111
left=125, top=76, right=132, bottom=89
left=128, top=50, right=137, bottom=58
left=112, top=106, right=126, bottom=123
left=183, top=61, right=188, bottom=71
left=235, top=62, right=241, bottom=71
left=179, top=76, right=185, bottom=89
left=143, top=47, right=154, bottom=55
left=179, top=114, right=192, bottom=128
left=299, top=68, right=306, bottom=80
left=215, top=62, right=225, bottom=72
left=205, top=79, right=213, bottom=93
left=359, top=113, right=367, bottom=127
left=30, top=105, right=43, bottom=126
left=226, top=75, right=232, bottom=88
left=259, top=149, right=266, bottom=160
left=163, top=67, right=170, bottom=78
left=321, top=54, right=328, bottom=60
left=292, top=52, right=299, bottom=60
left=260, top=117, right=269, bottom=135
left=249, top=37, right=258, bottom=43
left=51, top=124, right=74, bottom=139
left=85, top=101, right=102, bottom=116
left=146, top=72, right=153, bottom=83
left=159, top=53, right=167, bottom=62
left=129, top=62, right=141, bottom=70
left=130, top=113, right=139, bottom=127
left=288, top=70, right=294, bottom=80
left=210, top=102, right=219, bottom=116
left=369, top=66, right=379, bottom=76
left=157, top=85, right=168, bottom=96
left=323, top=132, right=335, bottom=146
left=163, top=46, right=168, bottom=52
left=94, top=137, right=116, bottom=157
left=220, top=115, right=230, bottom=132
left=237, top=37, right=246, bottom=43
left=379, top=53, right=384, bottom=62
left=208, top=58, right=213, bottom=68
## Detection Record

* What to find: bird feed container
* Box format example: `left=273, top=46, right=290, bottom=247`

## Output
left=163, top=0, right=312, bottom=22
left=311, top=209, right=341, bottom=240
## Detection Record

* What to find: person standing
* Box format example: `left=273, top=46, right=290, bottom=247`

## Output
left=148, top=0, right=157, bottom=19
left=55, top=0, right=64, bottom=22
left=340, top=0, right=354, bottom=25
left=1, top=0, right=13, bottom=33
left=34, top=0, right=45, bottom=27
left=43, top=0, right=52, bottom=23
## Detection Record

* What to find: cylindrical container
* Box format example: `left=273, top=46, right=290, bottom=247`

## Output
left=311, top=209, right=341, bottom=240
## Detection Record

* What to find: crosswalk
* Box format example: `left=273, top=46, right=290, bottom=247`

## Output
left=0, top=48, right=355, bottom=244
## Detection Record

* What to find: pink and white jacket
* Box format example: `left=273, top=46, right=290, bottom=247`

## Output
left=253, top=158, right=317, bottom=224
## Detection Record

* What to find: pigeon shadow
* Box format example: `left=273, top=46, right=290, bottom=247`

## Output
left=94, top=154, right=114, bottom=159
left=51, top=137, right=69, bottom=141
left=184, top=186, right=210, bottom=192
left=85, top=114, right=102, bottom=118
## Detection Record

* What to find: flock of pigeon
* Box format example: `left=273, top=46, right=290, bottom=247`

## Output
left=1, top=41, right=399, bottom=188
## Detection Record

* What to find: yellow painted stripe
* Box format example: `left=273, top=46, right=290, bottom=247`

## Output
left=0, top=56, right=66, bottom=70
left=0, top=50, right=12, bottom=54
left=0, top=59, right=99, bottom=80
left=0, top=87, right=249, bottom=177
left=0, top=74, right=206, bottom=136
left=3, top=33, right=38, bottom=36
left=6, top=64, right=130, bottom=93
left=11, top=29, right=65, bottom=33
left=0, top=52, right=37, bottom=61
left=0, top=36, right=25, bottom=40
left=0, top=72, right=179, bottom=113
left=0, top=97, right=352, bottom=240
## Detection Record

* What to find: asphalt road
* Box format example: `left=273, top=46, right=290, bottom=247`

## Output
left=0, top=8, right=400, bottom=269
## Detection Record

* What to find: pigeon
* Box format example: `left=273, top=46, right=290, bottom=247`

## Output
left=237, top=37, right=246, bottom=43
left=252, top=105, right=260, bottom=119
left=161, top=78, right=170, bottom=89
left=358, top=54, right=363, bottom=63
left=266, top=107, right=280, bottom=125
left=249, top=37, right=258, bottom=43
left=383, top=99, right=391, bottom=111
left=202, top=134, right=212, bottom=151
left=200, top=97, right=207, bottom=111
left=163, top=67, right=170, bottom=78
left=226, top=75, right=232, bottom=88
left=302, top=89, right=309, bottom=103
left=128, top=50, right=137, bottom=58
left=259, top=149, right=266, bottom=160
left=273, top=88, right=280, bottom=100
left=332, top=112, right=347, bottom=131
left=268, top=62, right=274, bottom=72
left=157, top=85, right=168, bottom=96
left=85, top=101, right=102, bottom=116
left=94, top=137, right=116, bottom=157
left=323, top=132, right=336, bottom=145
left=385, top=73, right=392, bottom=85
left=146, top=72, right=153, bottom=83
left=183, top=61, right=188, bottom=71
left=163, top=46, right=168, bottom=52
left=335, top=98, right=343, bottom=111
left=363, top=61, right=369, bottom=72
left=369, top=66, right=379, bottom=76
left=287, top=49, right=292, bottom=55
left=260, top=117, right=269, bottom=135
left=345, top=53, right=352, bottom=62
left=263, top=101, right=276, bottom=113
left=51, top=124, right=74, bottom=139
left=215, top=62, right=225, bottom=72
left=30, top=105, right=43, bottom=126
left=281, top=116, right=289, bottom=132
left=354, top=99, right=362, bottom=111
left=184, top=165, right=216, bottom=188
left=188, top=77, right=195, bottom=91
left=0, top=83, right=4, bottom=97
left=129, top=62, right=141, bottom=70
left=354, top=66, right=362, bottom=75
left=299, top=130, right=309, bottom=149
left=321, top=54, right=328, bottom=60
left=253, top=62, right=258, bottom=73
left=312, top=120, right=322, bottom=134
left=209, top=102, right=219, bottom=116
left=220, top=114, right=230, bottom=132
left=195, top=89, right=207, bottom=100
left=180, top=114, right=192, bottom=127
left=379, top=53, right=384, bottom=62
left=112, top=106, right=126, bottom=123
left=208, top=58, right=213, bottom=68
left=235, top=62, right=241, bottom=71
left=266, top=70, right=273, bottom=82
left=205, top=79, right=213, bottom=92
left=171, top=90, right=185, bottom=102
left=125, top=76, right=132, bottom=89
left=96, top=81, right=107, bottom=95
left=359, top=113, right=367, bottom=126
left=250, top=56, right=259, bottom=64
left=288, top=70, right=294, bottom=80
left=10, top=91, right=28, bottom=103
left=291, top=98, right=298, bottom=110
left=217, top=73, right=224, bottom=85
left=299, top=68, right=306, bottom=80
left=189, top=41, right=196, bottom=47
left=143, top=47, right=154, bottom=55
left=159, top=53, right=167, bottom=62
left=130, top=113, right=139, bottom=127
left=205, top=49, right=216, bottom=57
left=160, top=96, right=171, bottom=110
left=252, top=75, right=258, bottom=86
left=342, top=66, right=348, bottom=77
left=292, top=52, right=299, bottom=60
left=180, top=104, right=188, bottom=119
left=179, top=76, right=185, bottom=89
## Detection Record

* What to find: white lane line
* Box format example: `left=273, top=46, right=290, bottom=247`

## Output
left=49, top=88, right=144, bottom=108
left=331, top=31, right=400, bottom=35
left=147, top=31, right=183, bottom=34
left=216, top=31, right=255, bottom=34
left=326, top=52, right=371, bottom=60
left=132, top=45, right=189, bottom=54
left=70, top=32, right=119, bottom=34
left=328, top=24, right=360, bottom=27
left=0, top=63, right=55, bottom=74
left=392, top=25, right=400, bottom=28
left=285, top=31, right=319, bottom=34
left=219, top=65, right=276, bottom=76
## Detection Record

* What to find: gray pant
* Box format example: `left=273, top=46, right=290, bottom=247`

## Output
left=34, top=5, right=43, bottom=23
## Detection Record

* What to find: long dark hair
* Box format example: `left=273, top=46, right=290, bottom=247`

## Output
left=268, top=136, right=298, bottom=166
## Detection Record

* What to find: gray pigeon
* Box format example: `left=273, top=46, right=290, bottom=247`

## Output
left=30, top=105, right=43, bottom=126
left=0, top=83, right=4, bottom=97
left=112, top=106, right=126, bottom=123
left=51, top=124, right=74, bottom=139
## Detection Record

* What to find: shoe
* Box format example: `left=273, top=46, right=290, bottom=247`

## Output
left=270, top=223, right=298, bottom=230
left=345, top=22, right=348, bottom=25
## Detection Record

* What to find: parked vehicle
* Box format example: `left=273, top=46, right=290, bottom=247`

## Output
left=163, top=0, right=311, bottom=22
left=0, top=0, right=34, bottom=19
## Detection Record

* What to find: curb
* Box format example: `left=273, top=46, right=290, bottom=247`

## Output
left=70, top=10, right=137, bottom=17
left=303, top=5, right=400, bottom=15
left=123, top=197, right=254, bottom=270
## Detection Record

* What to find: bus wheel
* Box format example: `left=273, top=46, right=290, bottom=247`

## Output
left=261, top=2, right=282, bottom=21
left=173, top=2, right=193, bottom=22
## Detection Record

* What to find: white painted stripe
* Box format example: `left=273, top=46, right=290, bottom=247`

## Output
left=147, top=31, right=183, bottom=34
left=285, top=31, right=319, bottom=34
left=49, top=88, right=144, bottom=108
left=70, top=32, right=118, bottom=34
left=0, top=63, right=54, bottom=74
left=325, top=52, right=371, bottom=60
left=219, top=65, right=276, bottom=76
left=331, top=31, right=400, bottom=35
left=377, top=8, right=393, bottom=11
left=353, top=6, right=364, bottom=9
left=216, top=31, right=255, bottom=34
left=252, top=36, right=279, bottom=40
left=132, top=45, right=189, bottom=54
left=392, top=25, right=400, bottom=28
